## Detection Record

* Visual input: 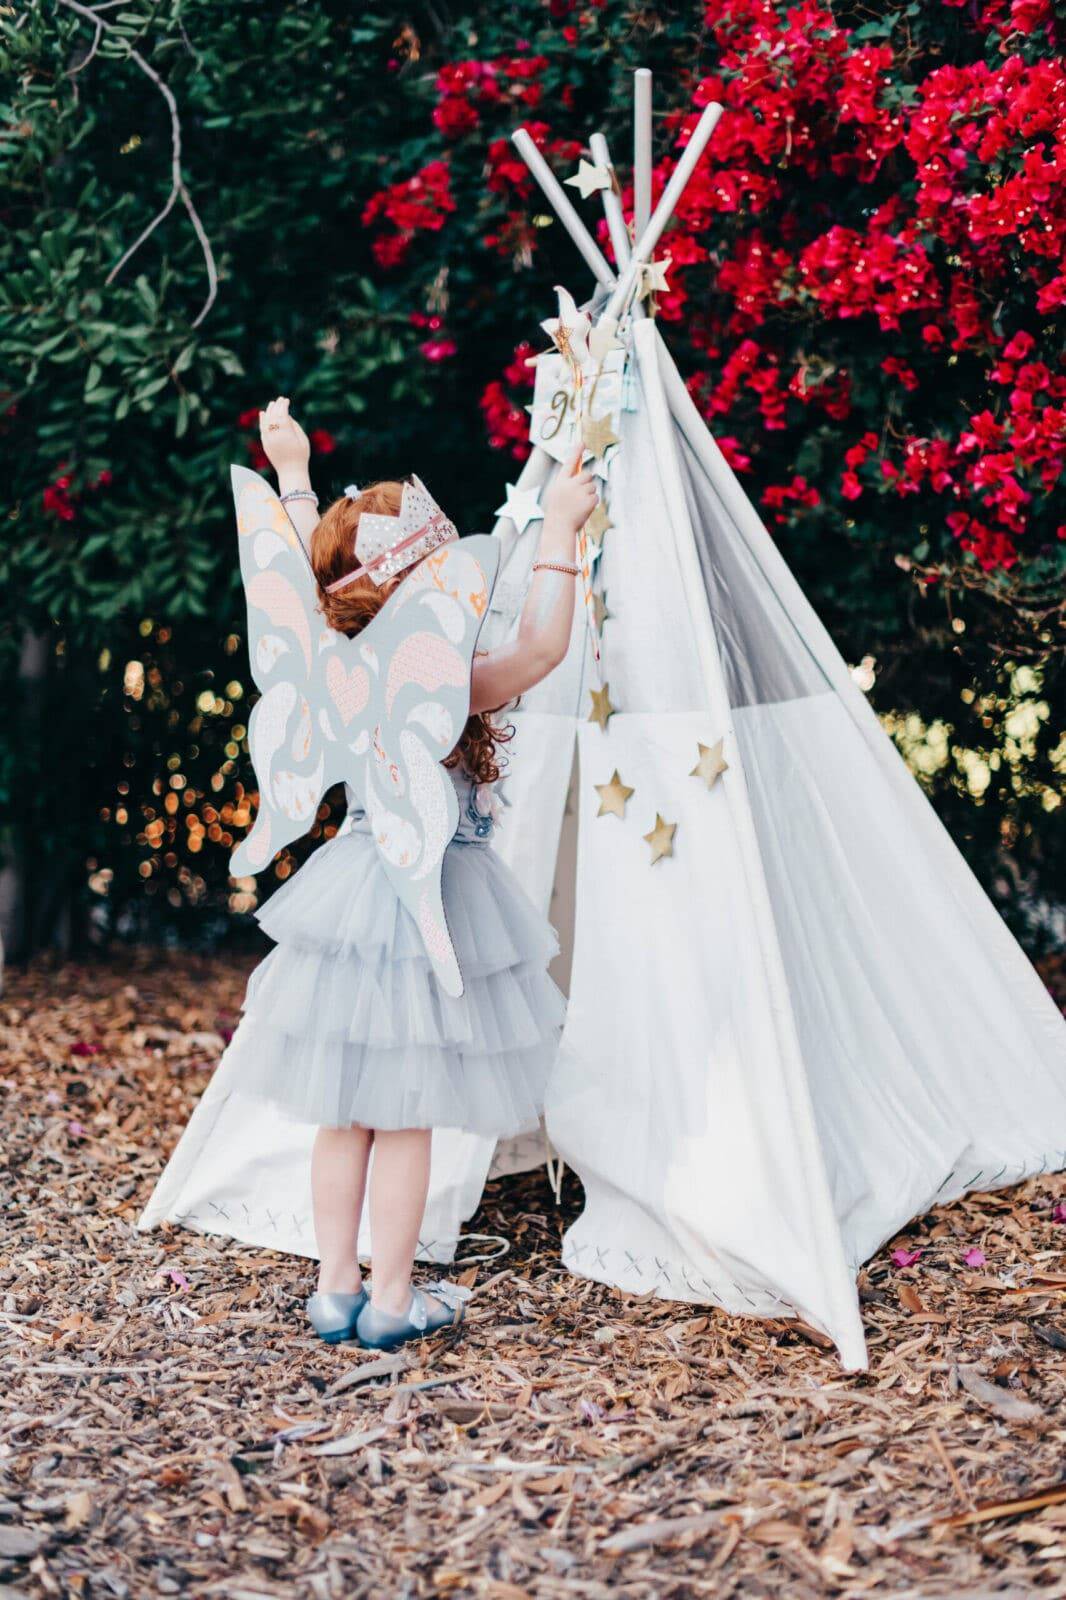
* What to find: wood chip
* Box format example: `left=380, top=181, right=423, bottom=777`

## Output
left=955, top=1364, right=1045, bottom=1425
left=0, top=953, right=1062, bottom=1598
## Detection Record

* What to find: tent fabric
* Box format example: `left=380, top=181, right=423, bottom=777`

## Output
left=486, top=318, right=1066, bottom=1368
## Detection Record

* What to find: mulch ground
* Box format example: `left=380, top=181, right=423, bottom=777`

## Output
left=1, top=951, right=1064, bottom=1600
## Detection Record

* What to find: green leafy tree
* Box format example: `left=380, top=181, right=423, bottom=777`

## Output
left=1, top=0, right=1062, bottom=961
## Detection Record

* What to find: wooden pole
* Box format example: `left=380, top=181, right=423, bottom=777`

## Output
left=510, top=128, right=617, bottom=289
left=604, top=100, right=723, bottom=323
left=633, top=69, right=653, bottom=240
left=589, top=132, right=631, bottom=267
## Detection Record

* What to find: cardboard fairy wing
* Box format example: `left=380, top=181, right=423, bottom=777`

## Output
left=228, top=465, right=500, bottom=996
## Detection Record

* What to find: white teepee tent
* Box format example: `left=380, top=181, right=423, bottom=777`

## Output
left=140, top=76, right=1066, bottom=1369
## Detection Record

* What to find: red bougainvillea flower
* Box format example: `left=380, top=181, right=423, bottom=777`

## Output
left=309, top=429, right=336, bottom=455
left=362, top=159, right=456, bottom=269
left=376, top=0, right=1064, bottom=607
left=43, top=473, right=76, bottom=521
left=419, top=337, right=458, bottom=362
left=762, top=475, right=820, bottom=523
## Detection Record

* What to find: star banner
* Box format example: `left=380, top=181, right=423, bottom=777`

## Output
left=528, top=348, right=626, bottom=468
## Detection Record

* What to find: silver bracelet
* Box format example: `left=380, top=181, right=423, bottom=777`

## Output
left=280, top=488, right=319, bottom=506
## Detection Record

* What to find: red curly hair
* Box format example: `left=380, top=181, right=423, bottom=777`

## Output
left=310, top=481, right=512, bottom=786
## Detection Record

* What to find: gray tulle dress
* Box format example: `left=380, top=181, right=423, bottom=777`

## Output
left=220, top=767, right=565, bottom=1138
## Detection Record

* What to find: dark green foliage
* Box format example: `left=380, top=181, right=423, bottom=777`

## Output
left=0, top=0, right=1061, bottom=957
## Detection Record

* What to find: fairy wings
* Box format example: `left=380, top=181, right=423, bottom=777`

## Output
left=228, top=465, right=500, bottom=997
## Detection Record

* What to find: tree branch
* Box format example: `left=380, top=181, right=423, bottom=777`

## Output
left=55, top=0, right=218, bottom=327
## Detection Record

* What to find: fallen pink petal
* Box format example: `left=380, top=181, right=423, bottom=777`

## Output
left=962, top=1248, right=986, bottom=1267
left=891, top=1248, right=923, bottom=1268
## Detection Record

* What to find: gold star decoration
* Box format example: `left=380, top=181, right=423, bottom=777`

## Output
left=585, top=499, right=611, bottom=547
left=565, top=159, right=611, bottom=201
left=588, top=316, right=623, bottom=363
left=640, top=256, right=672, bottom=298
left=594, top=769, right=634, bottom=820
left=583, top=412, right=620, bottom=461
left=592, top=589, right=611, bottom=632
left=542, top=286, right=590, bottom=369
left=643, top=813, right=677, bottom=865
left=690, top=738, right=729, bottom=790
left=587, top=683, right=616, bottom=732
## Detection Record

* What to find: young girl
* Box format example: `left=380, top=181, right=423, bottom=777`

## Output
left=235, top=395, right=596, bottom=1350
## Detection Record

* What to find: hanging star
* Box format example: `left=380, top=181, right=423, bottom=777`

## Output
left=592, top=589, right=611, bottom=632
left=594, top=769, right=634, bottom=820
left=494, top=483, right=544, bottom=534
left=690, top=738, right=729, bottom=790
left=643, top=813, right=677, bottom=865
left=541, top=285, right=590, bottom=368
left=588, top=316, right=623, bottom=364
left=565, top=159, right=611, bottom=201
left=640, top=255, right=672, bottom=298
left=583, top=412, right=620, bottom=461
left=585, top=499, right=611, bottom=547
left=587, top=683, right=616, bottom=732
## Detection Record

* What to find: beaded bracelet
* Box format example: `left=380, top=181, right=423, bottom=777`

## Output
left=532, top=560, right=580, bottom=576
left=280, top=489, right=319, bottom=507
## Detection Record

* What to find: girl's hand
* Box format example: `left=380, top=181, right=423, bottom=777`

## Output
left=544, top=444, right=598, bottom=533
left=258, top=397, right=311, bottom=479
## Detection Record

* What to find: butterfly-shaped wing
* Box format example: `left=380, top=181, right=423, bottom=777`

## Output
left=355, top=536, right=500, bottom=995
left=228, top=466, right=500, bottom=998
left=230, top=466, right=344, bottom=876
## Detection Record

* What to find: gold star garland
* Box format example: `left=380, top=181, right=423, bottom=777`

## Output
left=643, top=813, right=677, bottom=865
left=690, top=739, right=729, bottom=790
left=587, top=683, right=615, bottom=732
left=594, top=769, right=634, bottom=820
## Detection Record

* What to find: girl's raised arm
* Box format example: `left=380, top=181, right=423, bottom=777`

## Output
left=258, top=397, right=319, bottom=552
left=469, top=446, right=597, bottom=715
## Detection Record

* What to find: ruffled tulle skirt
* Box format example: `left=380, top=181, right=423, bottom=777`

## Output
left=220, top=829, right=565, bottom=1138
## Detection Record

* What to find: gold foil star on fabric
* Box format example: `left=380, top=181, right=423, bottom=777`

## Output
left=565, top=159, right=611, bottom=200
left=592, top=589, right=611, bottom=632
left=594, top=769, right=634, bottom=820
left=585, top=499, right=611, bottom=547
left=587, top=683, right=616, bottom=732
left=643, top=814, right=677, bottom=865
left=583, top=412, right=620, bottom=460
left=690, top=738, right=729, bottom=790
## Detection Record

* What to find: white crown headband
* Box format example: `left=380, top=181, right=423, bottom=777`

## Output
left=326, top=475, right=459, bottom=593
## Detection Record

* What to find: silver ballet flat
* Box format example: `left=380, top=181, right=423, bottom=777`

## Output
left=355, top=1281, right=471, bottom=1351
left=306, top=1287, right=368, bottom=1344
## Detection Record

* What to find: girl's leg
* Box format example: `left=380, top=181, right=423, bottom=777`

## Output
left=311, top=1125, right=374, bottom=1294
left=368, top=1127, right=441, bottom=1315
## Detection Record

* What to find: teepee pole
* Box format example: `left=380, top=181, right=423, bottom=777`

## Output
left=633, top=68, right=653, bottom=239
left=589, top=132, right=631, bottom=267
left=589, top=131, right=645, bottom=323
left=511, top=128, right=617, bottom=290
left=604, top=100, right=723, bottom=322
